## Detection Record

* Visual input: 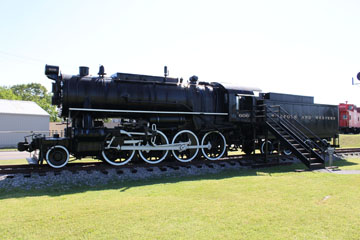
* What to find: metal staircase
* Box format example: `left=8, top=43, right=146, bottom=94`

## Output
left=257, top=102, right=328, bottom=169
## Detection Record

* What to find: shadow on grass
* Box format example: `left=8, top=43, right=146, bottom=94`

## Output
left=331, top=158, right=359, bottom=167
left=0, top=158, right=357, bottom=200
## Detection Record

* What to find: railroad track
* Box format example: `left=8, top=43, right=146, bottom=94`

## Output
left=0, top=154, right=294, bottom=176
left=2, top=148, right=358, bottom=177
left=334, top=148, right=360, bottom=154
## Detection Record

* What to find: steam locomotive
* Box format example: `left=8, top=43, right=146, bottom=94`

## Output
left=18, top=65, right=339, bottom=169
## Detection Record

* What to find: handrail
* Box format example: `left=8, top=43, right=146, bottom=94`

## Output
left=265, top=105, right=327, bottom=152
left=265, top=109, right=313, bottom=154
left=274, top=106, right=325, bottom=149
left=256, top=103, right=325, bottom=168
left=267, top=108, right=310, bottom=144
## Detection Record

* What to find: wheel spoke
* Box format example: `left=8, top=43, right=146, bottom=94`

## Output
left=172, top=130, right=199, bottom=162
left=201, top=131, right=226, bottom=160
left=102, top=131, right=135, bottom=166
left=138, top=130, right=169, bottom=164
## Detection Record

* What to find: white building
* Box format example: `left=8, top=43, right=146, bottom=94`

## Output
left=0, top=99, right=49, bottom=148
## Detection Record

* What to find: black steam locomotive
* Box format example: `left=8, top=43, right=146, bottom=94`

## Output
left=18, top=65, right=339, bottom=169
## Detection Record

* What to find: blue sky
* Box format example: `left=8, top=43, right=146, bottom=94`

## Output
left=0, top=0, right=360, bottom=105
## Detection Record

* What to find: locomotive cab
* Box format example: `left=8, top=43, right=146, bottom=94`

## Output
left=225, top=85, right=261, bottom=122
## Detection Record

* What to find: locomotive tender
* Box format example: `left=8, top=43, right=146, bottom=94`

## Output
left=18, top=65, right=339, bottom=169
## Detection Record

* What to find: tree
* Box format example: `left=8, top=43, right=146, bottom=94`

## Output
left=0, top=83, right=59, bottom=122
left=11, top=83, right=49, bottom=101
left=0, top=86, right=19, bottom=100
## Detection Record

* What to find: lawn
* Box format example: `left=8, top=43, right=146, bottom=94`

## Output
left=0, top=135, right=360, bottom=239
left=0, top=159, right=28, bottom=165
left=1, top=161, right=360, bottom=240
left=0, top=148, right=17, bottom=152
left=337, top=157, right=360, bottom=170
left=339, top=134, right=360, bottom=148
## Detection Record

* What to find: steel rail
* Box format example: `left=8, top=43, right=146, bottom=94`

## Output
left=0, top=154, right=292, bottom=175
left=335, top=148, right=360, bottom=154
left=3, top=147, right=359, bottom=176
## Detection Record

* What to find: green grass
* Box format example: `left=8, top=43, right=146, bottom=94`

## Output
left=0, top=159, right=28, bottom=165
left=0, top=148, right=17, bottom=152
left=0, top=136, right=359, bottom=239
left=1, top=162, right=360, bottom=239
left=339, top=134, right=360, bottom=148
left=337, top=157, right=360, bottom=170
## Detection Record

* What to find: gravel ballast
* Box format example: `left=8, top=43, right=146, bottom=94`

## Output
left=0, top=161, right=249, bottom=191
left=0, top=153, right=350, bottom=191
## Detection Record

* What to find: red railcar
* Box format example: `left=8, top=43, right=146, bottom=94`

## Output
left=339, top=102, right=360, bottom=133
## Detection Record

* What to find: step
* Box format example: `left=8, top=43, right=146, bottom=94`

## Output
left=310, top=162, right=325, bottom=170
left=310, top=162, right=324, bottom=166
left=309, top=158, right=319, bottom=162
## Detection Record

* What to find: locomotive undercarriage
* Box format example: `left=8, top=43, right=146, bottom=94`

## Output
left=19, top=110, right=335, bottom=169
left=20, top=122, right=229, bottom=169
left=19, top=112, right=304, bottom=169
left=101, top=127, right=226, bottom=165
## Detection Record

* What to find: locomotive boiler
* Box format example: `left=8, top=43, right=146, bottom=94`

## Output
left=18, top=64, right=339, bottom=169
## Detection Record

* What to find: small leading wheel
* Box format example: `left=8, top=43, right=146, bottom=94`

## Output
left=102, top=131, right=135, bottom=166
left=46, top=145, right=69, bottom=168
left=172, top=130, right=199, bottom=162
left=201, top=131, right=227, bottom=160
left=138, top=130, right=169, bottom=164
left=261, top=140, right=273, bottom=154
